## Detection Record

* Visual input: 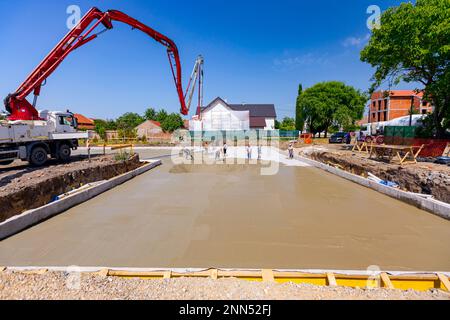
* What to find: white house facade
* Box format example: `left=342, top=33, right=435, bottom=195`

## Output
left=190, top=97, right=277, bottom=131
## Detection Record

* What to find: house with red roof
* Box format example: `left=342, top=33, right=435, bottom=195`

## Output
left=135, top=120, right=163, bottom=138
left=74, top=113, right=95, bottom=130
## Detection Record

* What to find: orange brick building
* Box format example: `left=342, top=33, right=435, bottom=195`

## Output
left=369, top=90, right=433, bottom=123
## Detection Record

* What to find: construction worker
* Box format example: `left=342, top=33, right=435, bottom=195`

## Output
left=223, top=142, right=228, bottom=158
left=288, top=143, right=295, bottom=159
left=215, top=146, right=221, bottom=161
left=345, top=132, right=352, bottom=145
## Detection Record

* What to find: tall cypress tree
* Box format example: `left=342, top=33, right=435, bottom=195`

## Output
left=295, top=84, right=304, bottom=132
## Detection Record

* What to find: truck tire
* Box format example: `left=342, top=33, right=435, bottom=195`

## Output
left=29, top=146, right=48, bottom=166
left=57, top=144, right=71, bottom=162
left=0, top=160, right=14, bottom=166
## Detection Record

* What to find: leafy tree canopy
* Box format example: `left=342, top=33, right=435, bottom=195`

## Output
left=160, top=113, right=184, bottom=133
left=93, top=119, right=117, bottom=139
left=279, top=117, right=296, bottom=131
left=298, top=81, right=367, bottom=136
left=156, top=109, right=169, bottom=123
left=116, top=113, right=145, bottom=129
left=144, top=107, right=158, bottom=121
left=360, top=0, right=450, bottom=137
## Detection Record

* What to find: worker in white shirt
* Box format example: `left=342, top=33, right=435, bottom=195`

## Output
left=247, top=144, right=252, bottom=160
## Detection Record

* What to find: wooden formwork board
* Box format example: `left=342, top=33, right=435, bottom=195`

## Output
left=5, top=268, right=448, bottom=292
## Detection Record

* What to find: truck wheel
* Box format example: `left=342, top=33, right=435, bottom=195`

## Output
left=58, top=144, right=71, bottom=162
left=0, top=160, right=14, bottom=166
left=29, top=146, right=48, bottom=166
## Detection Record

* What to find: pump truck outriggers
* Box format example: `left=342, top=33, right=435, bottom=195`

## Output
left=1, top=7, right=195, bottom=166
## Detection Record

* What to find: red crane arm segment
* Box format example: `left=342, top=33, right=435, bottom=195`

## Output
left=106, top=10, right=187, bottom=115
left=5, top=7, right=188, bottom=121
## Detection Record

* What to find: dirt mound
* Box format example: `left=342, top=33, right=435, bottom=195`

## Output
left=300, top=147, right=450, bottom=203
left=0, top=155, right=142, bottom=223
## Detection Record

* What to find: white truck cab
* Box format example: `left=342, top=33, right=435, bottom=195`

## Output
left=40, top=110, right=78, bottom=133
left=0, top=110, right=89, bottom=166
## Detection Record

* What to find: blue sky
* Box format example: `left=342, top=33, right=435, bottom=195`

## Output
left=0, top=0, right=407, bottom=120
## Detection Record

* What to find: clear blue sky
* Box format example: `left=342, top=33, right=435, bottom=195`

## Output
left=0, top=0, right=407, bottom=120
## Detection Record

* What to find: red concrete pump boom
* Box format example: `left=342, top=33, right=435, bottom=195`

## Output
left=4, top=7, right=189, bottom=121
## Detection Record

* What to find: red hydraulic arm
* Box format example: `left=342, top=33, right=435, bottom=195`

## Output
left=4, top=7, right=189, bottom=121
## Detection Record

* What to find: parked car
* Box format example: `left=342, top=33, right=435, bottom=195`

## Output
left=435, top=156, right=450, bottom=165
left=329, top=132, right=347, bottom=144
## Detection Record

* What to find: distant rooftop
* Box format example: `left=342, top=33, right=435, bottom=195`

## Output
left=199, top=97, right=277, bottom=118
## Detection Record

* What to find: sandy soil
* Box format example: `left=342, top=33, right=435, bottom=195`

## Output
left=0, top=271, right=448, bottom=300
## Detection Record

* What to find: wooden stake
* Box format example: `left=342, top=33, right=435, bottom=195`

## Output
left=380, top=273, right=394, bottom=289
left=262, top=269, right=275, bottom=283
left=98, top=268, right=109, bottom=277
left=326, top=272, right=337, bottom=286
left=437, top=273, right=450, bottom=291
left=210, top=269, right=218, bottom=280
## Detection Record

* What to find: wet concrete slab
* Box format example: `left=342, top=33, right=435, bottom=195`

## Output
left=1, top=149, right=449, bottom=271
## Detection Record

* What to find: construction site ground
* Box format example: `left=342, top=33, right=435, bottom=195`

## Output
left=1, top=270, right=449, bottom=300
left=1, top=148, right=449, bottom=269
left=0, top=154, right=142, bottom=222
left=1, top=148, right=449, bottom=299
left=295, top=143, right=450, bottom=203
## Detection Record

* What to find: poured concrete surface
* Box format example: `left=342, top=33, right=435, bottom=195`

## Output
left=1, top=149, right=449, bottom=271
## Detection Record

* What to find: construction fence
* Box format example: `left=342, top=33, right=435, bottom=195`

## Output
left=384, top=126, right=450, bottom=157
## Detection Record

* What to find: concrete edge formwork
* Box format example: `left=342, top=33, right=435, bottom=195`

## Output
left=296, top=155, right=450, bottom=220
left=0, top=160, right=162, bottom=240
left=1, top=266, right=449, bottom=292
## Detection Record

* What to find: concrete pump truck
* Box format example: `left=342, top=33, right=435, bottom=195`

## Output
left=1, top=7, right=197, bottom=166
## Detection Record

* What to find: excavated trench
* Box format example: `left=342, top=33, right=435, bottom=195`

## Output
left=0, top=155, right=142, bottom=223
left=303, top=149, right=450, bottom=204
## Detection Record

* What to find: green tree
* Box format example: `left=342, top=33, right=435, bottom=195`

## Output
left=274, top=120, right=280, bottom=130
left=94, top=119, right=117, bottom=140
left=116, top=112, right=145, bottom=138
left=144, top=107, right=157, bottom=121
left=298, top=81, right=367, bottom=137
left=295, top=84, right=304, bottom=131
left=156, top=109, right=168, bottom=123
left=360, top=0, right=450, bottom=138
left=161, top=113, right=184, bottom=133
left=279, top=117, right=296, bottom=131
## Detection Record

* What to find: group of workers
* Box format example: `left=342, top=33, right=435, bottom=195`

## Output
left=183, top=141, right=297, bottom=162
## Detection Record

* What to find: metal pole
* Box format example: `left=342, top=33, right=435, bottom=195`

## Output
left=86, top=139, right=91, bottom=162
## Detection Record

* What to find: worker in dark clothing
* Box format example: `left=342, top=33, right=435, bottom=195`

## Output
left=345, top=132, right=352, bottom=144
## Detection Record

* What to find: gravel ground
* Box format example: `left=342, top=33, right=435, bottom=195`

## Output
left=1, top=271, right=449, bottom=300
